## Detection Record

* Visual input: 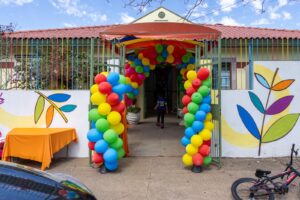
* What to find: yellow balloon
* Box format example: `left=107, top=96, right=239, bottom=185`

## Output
left=180, top=68, right=187, bottom=76
left=205, top=112, right=213, bottom=121
left=138, top=53, right=144, bottom=59
left=204, top=121, right=214, bottom=131
left=98, top=103, right=111, bottom=115
left=186, top=144, right=198, bottom=155
left=142, top=58, right=150, bottom=66
left=107, top=111, right=121, bottom=125
left=184, top=80, right=192, bottom=90
left=131, top=82, right=138, bottom=89
left=128, top=61, right=133, bottom=66
left=101, top=71, right=108, bottom=77
left=167, top=45, right=174, bottom=54
left=182, top=153, right=193, bottom=166
left=166, top=55, right=174, bottom=63
left=191, top=135, right=203, bottom=147
left=187, top=70, right=197, bottom=81
left=149, top=64, right=156, bottom=70
left=125, top=77, right=131, bottom=84
left=199, top=129, right=212, bottom=141
left=91, top=92, right=106, bottom=105
left=90, top=84, right=99, bottom=94
left=187, top=64, right=195, bottom=70
left=110, top=123, right=125, bottom=135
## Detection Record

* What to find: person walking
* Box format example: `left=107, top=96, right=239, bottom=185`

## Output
left=154, top=93, right=168, bottom=129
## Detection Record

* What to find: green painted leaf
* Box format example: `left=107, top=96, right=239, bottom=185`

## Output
left=262, top=114, right=300, bottom=143
left=34, top=96, right=45, bottom=124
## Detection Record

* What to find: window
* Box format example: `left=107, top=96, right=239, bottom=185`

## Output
left=212, top=62, right=232, bottom=89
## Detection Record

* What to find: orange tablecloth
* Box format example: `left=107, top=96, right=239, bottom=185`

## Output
left=2, top=128, right=77, bottom=170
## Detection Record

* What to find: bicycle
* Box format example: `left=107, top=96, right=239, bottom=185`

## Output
left=231, top=144, right=300, bottom=200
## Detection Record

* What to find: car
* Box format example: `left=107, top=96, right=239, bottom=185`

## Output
left=0, top=161, right=97, bottom=200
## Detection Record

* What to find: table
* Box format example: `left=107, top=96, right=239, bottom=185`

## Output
left=2, top=128, right=77, bottom=170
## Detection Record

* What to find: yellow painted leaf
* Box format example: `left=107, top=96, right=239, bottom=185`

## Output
left=46, top=105, right=54, bottom=128
left=34, top=96, right=45, bottom=124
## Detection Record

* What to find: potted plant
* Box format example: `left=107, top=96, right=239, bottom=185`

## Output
left=126, top=105, right=141, bottom=124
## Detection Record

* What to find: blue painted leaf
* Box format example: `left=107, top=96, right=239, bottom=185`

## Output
left=237, top=105, right=261, bottom=140
left=48, top=93, right=71, bottom=102
left=255, top=73, right=270, bottom=89
left=266, top=96, right=294, bottom=115
left=60, top=105, right=77, bottom=112
left=248, top=91, right=265, bottom=114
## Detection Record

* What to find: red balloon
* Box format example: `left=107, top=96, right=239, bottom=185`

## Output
left=92, top=152, right=104, bottom=164
left=183, top=106, right=188, bottom=114
left=192, top=78, right=202, bottom=90
left=197, top=67, right=210, bottom=80
left=203, top=140, right=211, bottom=147
left=198, top=144, right=210, bottom=157
left=125, top=63, right=131, bottom=69
left=130, top=74, right=138, bottom=82
left=186, top=87, right=196, bottom=96
left=182, top=95, right=191, bottom=106
left=107, top=93, right=119, bottom=106
left=136, top=78, right=143, bottom=86
left=192, top=153, right=203, bottom=166
left=112, top=102, right=125, bottom=113
left=94, top=74, right=107, bottom=84
left=88, top=141, right=95, bottom=150
left=98, top=82, right=112, bottom=94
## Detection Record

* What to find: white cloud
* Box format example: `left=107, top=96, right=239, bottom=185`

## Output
left=251, top=18, right=270, bottom=25
left=282, top=11, right=291, bottom=20
left=219, top=16, right=243, bottom=26
left=63, top=22, right=77, bottom=28
left=250, top=0, right=263, bottom=13
left=120, top=13, right=135, bottom=24
left=0, top=0, right=33, bottom=6
left=278, top=0, right=288, bottom=7
left=218, top=0, right=237, bottom=12
left=50, top=0, right=107, bottom=22
left=269, top=11, right=281, bottom=19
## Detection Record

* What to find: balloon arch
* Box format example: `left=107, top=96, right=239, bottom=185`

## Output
left=87, top=41, right=214, bottom=173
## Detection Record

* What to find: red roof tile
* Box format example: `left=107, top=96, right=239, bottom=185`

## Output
left=2, top=23, right=300, bottom=39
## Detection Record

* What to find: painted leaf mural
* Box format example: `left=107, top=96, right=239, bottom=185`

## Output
left=34, top=96, right=45, bottom=123
left=271, top=79, right=294, bottom=91
left=237, top=105, right=261, bottom=140
left=248, top=91, right=264, bottom=114
left=262, top=114, right=300, bottom=143
left=48, top=93, right=71, bottom=102
left=46, top=105, right=54, bottom=128
left=265, top=96, right=294, bottom=115
left=255, top=73, right=270, bottom=89
left=60, top=105, right=77, bottom=112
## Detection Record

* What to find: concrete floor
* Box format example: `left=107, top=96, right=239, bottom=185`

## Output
left=15, top=115, right=300, bottom=199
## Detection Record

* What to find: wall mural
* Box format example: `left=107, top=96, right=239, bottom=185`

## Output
left=34, top=91, right=77, bottom=128
left=0, top=92, right=4, bottom=105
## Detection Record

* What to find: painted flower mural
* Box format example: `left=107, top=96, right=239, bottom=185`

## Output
left=237, top=68, right=299, bottom=156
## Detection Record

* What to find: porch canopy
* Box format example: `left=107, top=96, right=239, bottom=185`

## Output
left=100, top=22, right=221, bottom=50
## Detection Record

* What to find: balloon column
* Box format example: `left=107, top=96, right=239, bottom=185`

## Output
left=87, top=72, right=127, bottom=171
left=181, top=67, right=214, bottom=171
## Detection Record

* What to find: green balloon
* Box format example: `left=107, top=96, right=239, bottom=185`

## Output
left=130, top=62, right=135, bottom=67
left=156, top=55, right=164, bottom=63
left=135, top=66, right=143, bottom=73
left=126, top=92, right=135, bottom=99
left=182, top=55, right=190, bottom=63
left=187, top=102, right=199, bottom=114
left=198, top=86, right=210, bottom=97
left=203, top=156, right=212, bottom=166
left=119, top=75, right=126, bottom=84
left=202, top=77, right=212, bottom=88
left=145, top=72, right=150, bottom=77
left=191, top=92, right=203, bottom=104
left=187, top=52, right=193, bottom=58
left=89, top=108, right=102, bottom=122
left=184, top=121, right=190, bottom=128
left=184, top=113, right=195, bottom=125
left=103, top=129, right=118, bottom=144
left=110, top=138, right=123, bottom=150
left=117, top=148, right=125, bottom=159
left=95, top=118, right=109, bottom=132
left=155, top=44, right=163, bottom=53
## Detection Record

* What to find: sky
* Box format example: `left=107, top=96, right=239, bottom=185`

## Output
left=0, top=0, right=299, bottom=31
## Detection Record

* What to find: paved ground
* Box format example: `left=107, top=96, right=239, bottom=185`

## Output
left=17, top=116, right=300, bottom=199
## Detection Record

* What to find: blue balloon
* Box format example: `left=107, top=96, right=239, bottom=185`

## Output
left=124, top=84, right=132, bottom=93
left=107, top=72, right=120, bottom=86
left=113, top=84, right=126, bottom=95
left=143, top=66, right=150, bottom=72
left=189, top=57, right=195, bottom=64
left=94, top=139, right=108, bottom=153
left=202, top=95, right=212, bottom=104
left=200, top=103, right=211, bottom=113
left=192, top=121, right=204, bottom=133
left=91, top=122, right=96, bottom=129
left=105, top=161, right=118, bottom=171
left=182, top=63, right=188, bottom=68
left=132, top=88, right=139, bottom=96
left=118, top=94, right=123, bottom=101
left=162, top=50, right=168, bottom=58
left=184, top=127, right=195, bottom=139
left=134, top=58, right=142, bottom=66
left=181, top=136, right=190, bottom=147
left=87, top=129, right=103, bottom=142
left=104, top=148, right=118, bottom=163
left=127, top=54, right=135, bottom=61
left=195, top=110, right=206, bottom=121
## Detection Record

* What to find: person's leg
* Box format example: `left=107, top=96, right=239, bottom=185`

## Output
left=161, top=110, right=165, bottom=128
left=156, top=110, right=160, bottom=126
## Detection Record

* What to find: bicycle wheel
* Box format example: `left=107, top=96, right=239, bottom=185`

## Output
left=231, top=178, right=274, bottom=200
